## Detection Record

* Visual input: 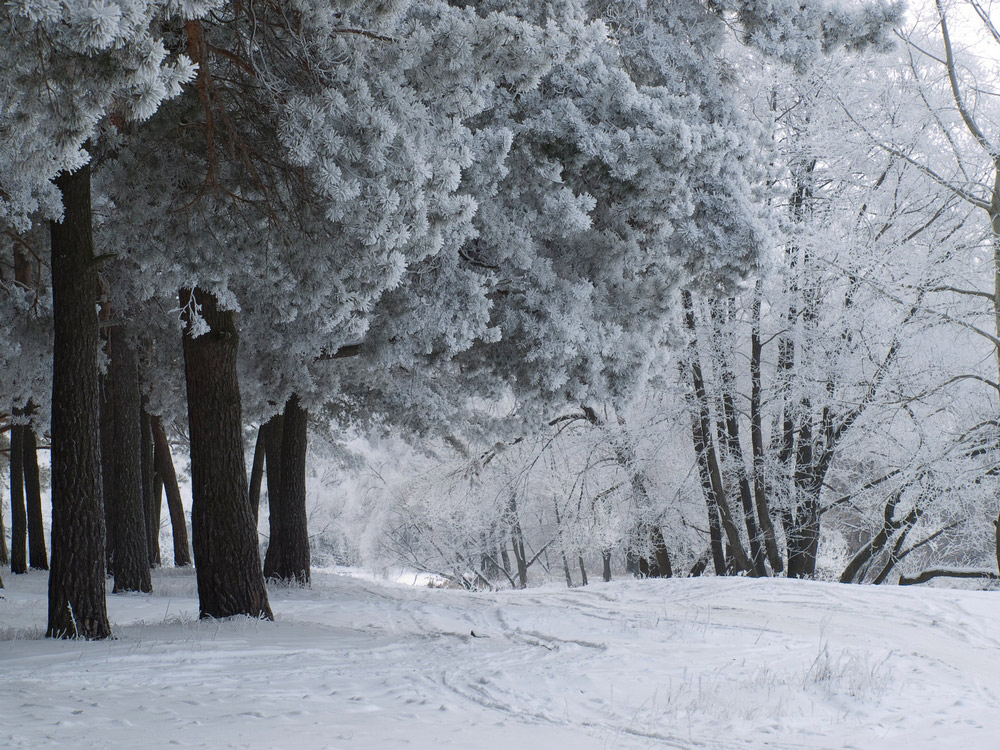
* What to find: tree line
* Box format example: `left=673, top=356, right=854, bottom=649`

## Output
left=19, top=0, right=990, bottom=640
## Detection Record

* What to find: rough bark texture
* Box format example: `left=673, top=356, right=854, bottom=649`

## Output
left=47, top=164, right=111, bottom=639
left=23, top=427, right=47, bottom=570
left=103, top=326, right=152, bottom=593
left=181, top=287, right=272, bottom=619
left=9, top=423, right=27, bottom=574
left=141, top=409, right=161, bottom=567
left=263, top=396, right=311, bottom=585
left=248, top=425, right=266, bottom=525
left=150, top=416, right=192, bottom=567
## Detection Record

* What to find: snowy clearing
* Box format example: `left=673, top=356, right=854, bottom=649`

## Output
left=1, top=569, right=998, bottom=749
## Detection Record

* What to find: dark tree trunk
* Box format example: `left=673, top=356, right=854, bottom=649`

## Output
left=180, top=287, right=272, bottom=619
left=0, top=481, right=9, bottom=565
left=650, top=526, right=673, bottom=578
left=248, top=424, right=266, bottom=525
left=688, top=397, right=726, bottom=575
left=578, top=555, right=588, bottom=586
left=750, top=286, right=784, bottom=573
left=100, top=369, right=115, bottom=576
left=13, top=245, right=47, bottom=571
left=9, top=423, right=27, bottom=574
left=102, top=326, right=152, bottom=594
left=150, top=416, right=192, bottom=567
left=263, top=395, right=310, bottom=585
left=602, top=549, right=612, bottom=582
left=712, top=301, right=766, bottom=577
left=261, top=412, right=283, bottom=572
left=681, top=291, right=750, bottom=574
left=47, top=163, right=111, bottom=639
left=141, top=409, right=161, bottom=567
left=23, top=426, right=47, bottom=570
left=506, top=494, right=528, bottom=589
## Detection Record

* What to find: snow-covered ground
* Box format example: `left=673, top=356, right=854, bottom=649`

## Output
left=1, top=568, right=998, bottom=749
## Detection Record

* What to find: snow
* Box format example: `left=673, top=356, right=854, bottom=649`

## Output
left=2, top=569, right=998, bottom=749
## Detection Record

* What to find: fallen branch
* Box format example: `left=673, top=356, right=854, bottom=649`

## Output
left=898, top=568, right=999, bottom=586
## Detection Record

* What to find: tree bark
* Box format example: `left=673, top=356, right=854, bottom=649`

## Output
left=100, top=368, right=115, bottom=576
left=507, top=493, right=528, bottom=589
left=181, top=287, right=272, bottom=619
left=248, top=424, right=266, bottom=525
left=261, top=412, right=283, bottom=573
left=23, top=426, right=47, bottom=570
left=150, top=416, right=192, bottom=567
left=47, top=163, right=111, bottom=639
left=750, top=286, right=784, bottom=573
left=9, top=423, right=27, bottom=574
left=681, top=291, right=751, bottom=574
left=839, top=487, right=905, bottom=584
left=141, top=408, right=161, bottom=567
left=601, top=549, right=612, bottom=582
left=712, top=300, right=767, bottom=577
left=649, top=526, right=673, bottom=578
left=102, top=325, right=152, bottom=593
left=263, top=395, right=310, bottom=585
left=0, top=480, right=9, bottom=566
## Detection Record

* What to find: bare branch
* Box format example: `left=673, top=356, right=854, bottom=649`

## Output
left=936, top=0, right=998, bottom=162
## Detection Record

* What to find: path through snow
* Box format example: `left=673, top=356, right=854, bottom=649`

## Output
left=1, top=568, right=998, bottom=749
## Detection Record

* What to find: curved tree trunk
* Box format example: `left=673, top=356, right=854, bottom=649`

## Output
left=9, top=422, right=27, bottom=574
left=263, top=396, right=310, bottom=585
left=181, top=287, right=272, bottom=619
left=103, top=325, right=152, bottom=594
left=23, top=426, right=47, bottom=570
left=47, top=163, right=111, bottom=639
left=150, top=416, right=192, bottom=567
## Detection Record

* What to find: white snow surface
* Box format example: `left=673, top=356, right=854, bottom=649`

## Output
left=1, top=568, right=998, bottom=749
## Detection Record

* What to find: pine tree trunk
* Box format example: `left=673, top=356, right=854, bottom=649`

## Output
left=248, top=424, right=266, bottom=525
left=181, top=287, right=272, bottom=619
left=23, top=426, right=47, bottom=570
left=150, top=416, right=192, bottom=567
left=261, top=412, right=284, bottom=576
left=141, top=409, right=161, bottom=567
left=9, top=423, right=27, bottom=574
left=100, top=368, right=115, bottom=576
left=102, top=326, right=152, bottom=594
left=0, top=480, right=9, bottom=565
left=263, top=396, right=310, bottom=585
left=47, top=163, right=111, bottom=639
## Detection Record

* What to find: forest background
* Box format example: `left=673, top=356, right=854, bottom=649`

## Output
left=3, top=0, right=1000, bottom=639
